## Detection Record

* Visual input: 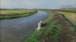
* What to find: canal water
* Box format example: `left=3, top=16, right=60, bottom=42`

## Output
left=0, top=11, right=48, bottom=42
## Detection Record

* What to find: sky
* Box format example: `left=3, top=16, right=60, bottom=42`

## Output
left=0, top=0, right=76, bottom=9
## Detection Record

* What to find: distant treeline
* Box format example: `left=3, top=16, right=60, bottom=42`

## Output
left=51, top=10, right=76, bottom=13
left=0, top=8, right=50, bottom=10
left=0, top=8, right=40, bottom=10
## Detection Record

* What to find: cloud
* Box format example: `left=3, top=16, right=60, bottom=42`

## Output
left=0, top=0, right=13, bottom=8
left=20, top=0, right=38, bottom=9
left=0, top=0, right=76, bottom=9
left=1, top=0, right=16, bottom=8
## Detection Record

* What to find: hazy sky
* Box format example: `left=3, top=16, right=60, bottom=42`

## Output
left=0, top=0, right=76, bottom=9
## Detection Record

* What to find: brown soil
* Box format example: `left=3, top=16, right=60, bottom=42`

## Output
left=40, top=12, right=76, bottom=42
left=54, top=14, right=76, bottom=42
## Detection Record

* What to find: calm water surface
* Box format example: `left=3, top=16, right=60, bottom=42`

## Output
left=0, top=11, right=48, bottom=42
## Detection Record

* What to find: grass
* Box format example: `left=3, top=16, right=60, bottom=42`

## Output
left=62, top=8, right=76, bottom=12
left=0, top=9, right=37, bottom=19
left=57, top=12, right=76, bottom=26
left=50, top=22, right=61, bottom=42
left=0, top=10, right=36, bottom=14
left=56, top=11, right=76, bottom=35
left=24, top=11, right=50, bottom=42
left=24, top=11, right=61, bottom=42
left=24, top=29, right=43, bottom=42
left=24, top=10, right=76, bottom=42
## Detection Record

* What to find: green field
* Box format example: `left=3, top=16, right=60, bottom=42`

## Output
left=62, top=8, right=76, bottom=12
left=0, top=10, right=37, bottom=19
left=0, top=10, right=36, bottom=14
left=57, top=12, right=76, bottom=26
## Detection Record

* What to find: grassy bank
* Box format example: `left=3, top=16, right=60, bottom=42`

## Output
left=57, top=12, right=76, bottom=26
left=24, top=10, right=76, bottom=42
left=0, top=10, right=37, bottom=19
left=56, top=11, right=76, bottom=35
left=24, top=11, right=61, bottom=42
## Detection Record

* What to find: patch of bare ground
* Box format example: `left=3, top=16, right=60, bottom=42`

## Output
left=54, top=14, right=76, bottom=42
left=40, top=12, right=76, bottom=42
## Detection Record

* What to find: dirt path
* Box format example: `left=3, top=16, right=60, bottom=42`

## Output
left=53, top=13, right=76, bottom=42
left=40, top=12, right=76, bottom=42
left=38, top=11, right=76, bottom=42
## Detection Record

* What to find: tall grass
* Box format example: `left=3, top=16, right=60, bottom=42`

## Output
left=0, top=10, right=36, bottom=14
left=57, top=11, right=76, bottom=35
left=57, top=12, right=76, bottom=26
left=0, top=10, right=37, bottom=19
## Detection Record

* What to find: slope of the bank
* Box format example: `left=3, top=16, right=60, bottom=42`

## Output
left=0, top=10, right=37, bottom=19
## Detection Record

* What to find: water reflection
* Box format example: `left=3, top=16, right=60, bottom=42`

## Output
left=0, top=11, right=48, bottom=42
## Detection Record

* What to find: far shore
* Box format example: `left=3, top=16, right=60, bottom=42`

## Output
left=0, top=9, right=37, bottom=19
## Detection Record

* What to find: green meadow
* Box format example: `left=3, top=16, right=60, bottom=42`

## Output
left=0, top=9, right=37, bottom=19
